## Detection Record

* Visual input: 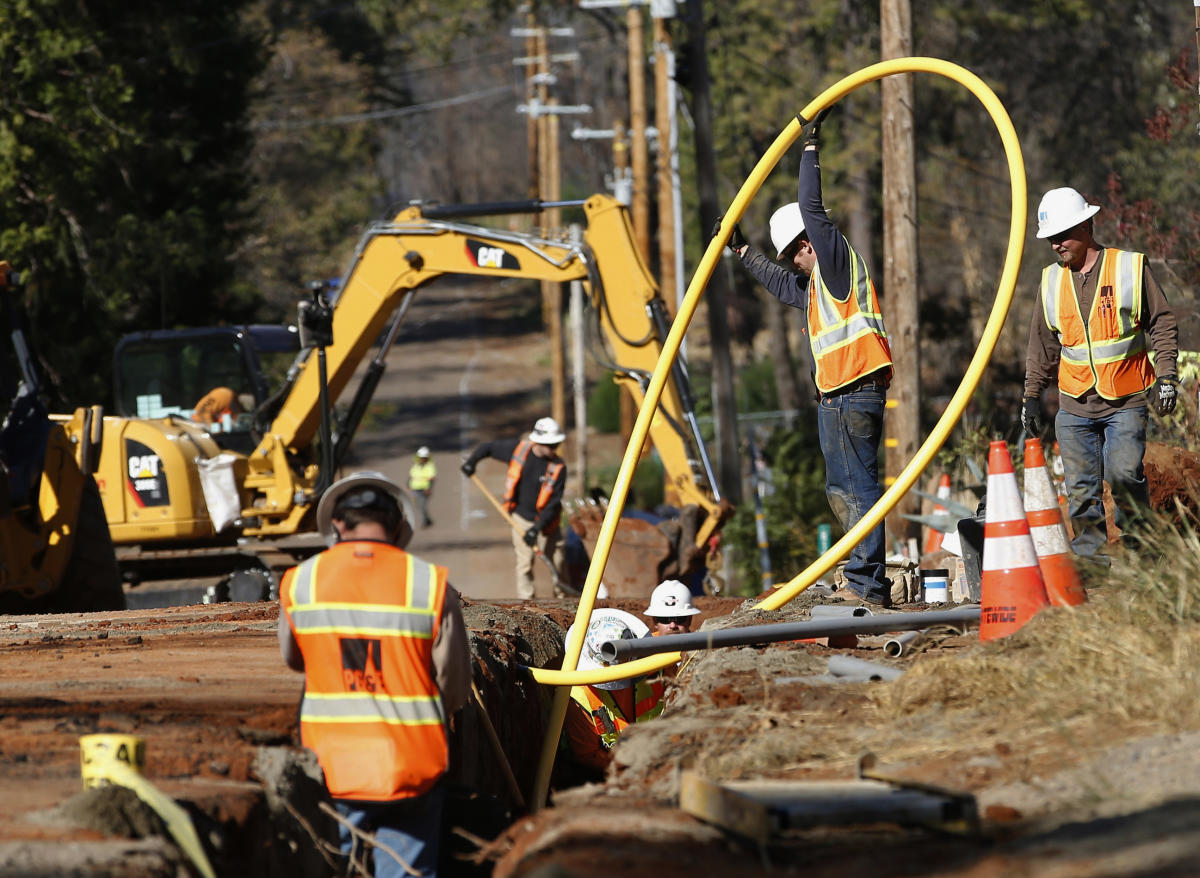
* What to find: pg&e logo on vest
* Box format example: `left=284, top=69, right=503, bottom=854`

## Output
left=465, top=239, right=520, bottom=271
left=340, top=638, right=385, bottom=692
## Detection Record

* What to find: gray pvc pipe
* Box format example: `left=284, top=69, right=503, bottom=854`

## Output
left=883, top=630, right=923, bottom=658
left=600, top=606, right=981, bottom=662
left=828, top=655, right=904, bottom=681
left=810, top=604, right=873, bottom=618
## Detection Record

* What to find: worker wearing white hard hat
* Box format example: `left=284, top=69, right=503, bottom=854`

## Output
left=461, top=417, right=568, bottom=599
left=278, top=471, right=470, bottom=878
left=715, top=107, right=894, bottom=607
left=1023, top=186, right=1179, bottom=563
left=408, top=446, right=437, bottom=528
left=560, top=609, right=663, bottom=781
left=644, top=579, right=701, bottom=637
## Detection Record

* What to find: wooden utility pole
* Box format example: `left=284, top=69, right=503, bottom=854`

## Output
left=652, top=10, right=676, bottom=316
left=880, top=0, right=920, bottom=551
left=627, top=5, right=650, bottom=261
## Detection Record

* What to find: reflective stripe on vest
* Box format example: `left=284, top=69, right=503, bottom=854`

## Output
left=281, top=543, right=449, bottom=801
left=569, top=679, right=664, bottom=749
left=806, top=242, right=893, bottom=393
left=1040, top=248, right=1154, bottom=400
left=503, top=439, right=565, bottom=520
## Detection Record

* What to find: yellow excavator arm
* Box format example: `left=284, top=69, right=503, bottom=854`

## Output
left=248, top=193, right=725, bottom=549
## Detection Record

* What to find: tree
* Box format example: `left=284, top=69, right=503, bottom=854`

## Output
left=0, top=0, right=267, bottom=405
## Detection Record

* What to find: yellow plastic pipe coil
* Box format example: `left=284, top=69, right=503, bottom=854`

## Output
left=530, top=57, right=1027, bottom=810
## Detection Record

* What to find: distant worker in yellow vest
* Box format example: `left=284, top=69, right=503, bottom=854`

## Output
left=408, top=446, right=437, bottom=528
left=278, top=471, right=471, bottom=878
left=1022, top=187, right=1178, bottom=563
left=721, top=109, right=893, bottom=606
left=561, top=609, right=664, bottom=781
left=461, top=417, right=567, bottom=600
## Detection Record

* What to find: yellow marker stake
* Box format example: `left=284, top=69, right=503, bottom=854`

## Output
left=531, top=56, right=1027, bottom=809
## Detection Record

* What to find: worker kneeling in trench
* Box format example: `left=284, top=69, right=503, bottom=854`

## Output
left=559, top=609, right=665, bottom=784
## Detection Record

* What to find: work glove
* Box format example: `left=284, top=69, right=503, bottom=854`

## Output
left=803, top=105, right=834, bottom=149
left=710, top=215, right=746, bottom=255
left=1020, top=397, right=1042, bottom=436
left=1149, top=376, right=1179, bottom=416
left=460, top=459, right=476, bottom=477
left=523, top=526, right=539, bottom=547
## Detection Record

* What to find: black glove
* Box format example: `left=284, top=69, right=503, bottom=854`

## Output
left=803, top=105, right=834, bottom=149
left=1020, top=397, right=1042, bottom=436
left=1149, top=376, right=1179, bottom=416
left=710, top=215, right=746, bottom=254
left=460, top=459, right=476, bottom=477
left=523, top=526, right=539, bottom=546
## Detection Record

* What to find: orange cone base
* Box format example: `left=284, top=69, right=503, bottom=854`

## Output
left=1037, top=553, right=1087, bottom=607
left=980, top=566, right=1050, bottom=641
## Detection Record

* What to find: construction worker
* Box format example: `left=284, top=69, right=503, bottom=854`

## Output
left=644, top=579, right=700, bottom=637
left=408, top=446, right=437, bottom=528
left=561, top=609, right=664, bottom=780
left=721, top=111, right=894, bottom=606
left=461, top=417, right=567, bottom=600
left=278, top=471, right=471, bottom=878
left=191, top=385, right=242, bottom=430
left=1021, top=187, right=1179, bottom=563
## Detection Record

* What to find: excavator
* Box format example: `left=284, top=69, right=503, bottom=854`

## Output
left=67, top=194, right=728, bottom=604
left=0, top=261, right=125, bottom=613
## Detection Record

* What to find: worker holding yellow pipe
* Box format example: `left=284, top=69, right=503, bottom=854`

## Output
left=721, top=107, right=894, bottom=607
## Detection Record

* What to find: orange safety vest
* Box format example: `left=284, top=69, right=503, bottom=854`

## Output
left=503, top=439, right=565, bottom=528
left=806, top=243, right=893, bottom=393
left=568, top=680, right=664, bottom=750
left=280, top=541, right=450, bottom=801
left=1040, top=248, right=1155, bottom=400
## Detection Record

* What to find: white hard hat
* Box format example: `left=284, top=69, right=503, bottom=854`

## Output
left=565, top=608, right=649, bottom=690
left=645, top=580, right=701, bottom=618
left=1036, top=187, right=1101, bottom=239
left=316, top=471, right=407, bottom=545
left=416, top=446, right=430, bottom=458
left=529, top=416, right=566, bottom=445
left=769, top=202, right=806, bottom=258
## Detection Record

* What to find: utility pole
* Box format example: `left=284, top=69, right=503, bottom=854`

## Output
left=880, top=0, right=920, bottom=551
left=626, top=5, right=651, bottom=262
left=682, top=0, right=741, bottom=506
left=652, top=0, right=677, bottom=316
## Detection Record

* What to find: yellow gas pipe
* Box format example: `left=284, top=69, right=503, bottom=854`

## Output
left=530, top=57, right=1027, bottom=809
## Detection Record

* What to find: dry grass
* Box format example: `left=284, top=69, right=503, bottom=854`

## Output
left=876, top=506, right=1200, bottom=746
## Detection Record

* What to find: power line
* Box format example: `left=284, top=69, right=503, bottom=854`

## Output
left=252, top=84, right=515, bottom=130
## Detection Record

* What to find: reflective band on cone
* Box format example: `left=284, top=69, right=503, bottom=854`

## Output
left=980, top=441, right=1050, bottom=641
left=1023, top=438, right=1087, bottom=607
left=924, top=472, right=952, bottom=556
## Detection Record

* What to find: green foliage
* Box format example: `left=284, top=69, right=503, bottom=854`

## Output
left=0, top=0, right=268, bottom=406
left=586, top=371, right=622, bottom=434
left=723, top=422, right=834, bottom=596
left=588, top=451, right=665, bottom=512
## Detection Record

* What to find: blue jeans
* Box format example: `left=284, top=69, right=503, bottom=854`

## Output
left=817, top=386, right=889, bottom=602
left=336, top=780, right=446, bottom=878
left=1055, top=407, right=1149, bottom=559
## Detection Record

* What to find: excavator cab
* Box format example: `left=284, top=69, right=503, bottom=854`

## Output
left=113, top=325, right=301, bottom=454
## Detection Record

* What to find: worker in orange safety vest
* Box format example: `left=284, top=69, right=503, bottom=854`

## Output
left=278, top=471, right=471, bottom=878
left=1022, top=187, right=1178, bottom=562
left=461, top=416, right=567, bottom=600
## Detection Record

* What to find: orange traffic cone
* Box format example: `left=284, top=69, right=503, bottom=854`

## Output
left=1023, top=438, right=1087, bottom=607
left=980, top=440, right=1050, bottom=641
left=923, top=472, right=952, bottom=555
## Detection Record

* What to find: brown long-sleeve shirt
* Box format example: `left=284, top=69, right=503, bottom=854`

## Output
left=1024, top=252, right=1177, bottom=418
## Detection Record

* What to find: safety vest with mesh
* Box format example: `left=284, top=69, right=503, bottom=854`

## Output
left=280, top=542, right=450, bottom=801
left=408, top=460, right=436, bottom=492
left=568, top=680, right=664, bottom=750
left=503, top=439, right=564, bottom=527
left=806, top=244, right=893, bottom=393
left=1040, top=248, right=1155, bottom=400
